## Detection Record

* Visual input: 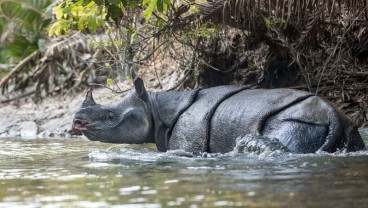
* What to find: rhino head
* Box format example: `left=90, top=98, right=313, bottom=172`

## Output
left=72, top=78, right=154, bottom=144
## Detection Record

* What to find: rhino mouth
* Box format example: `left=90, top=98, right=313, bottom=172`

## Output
left=72, top=119, right=89, bottom=131
left=72, top=120, right=102, bottom=131
left=72, top=119, right=103, bottom=141
left=71, top=128, right=83, bottom=135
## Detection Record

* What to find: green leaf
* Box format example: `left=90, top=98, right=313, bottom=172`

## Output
left=71, top=6, right=84, bottom=13
left=76, top=0, right=84, bottom=6
left=143, top=0, right=158, bottom=20
left=7, top=35, right=37, bottom=57
left=77, top=19, right=85, bottom=30
left=87, top=15, right=97, bottom=32
left=62, top=5, right=72, bottom=13
left=108, top=4, right=123, bottom=19
left=121, top=0, right=128, bottom=7
left=106, top=78, right=113, bottom=87
left=84, top=1, right=96, bottom=8
left=142, top=0, right=151, bottom=5
left=54, top=5, right=64, bottom=20
left=189, top=5, right=200, bottom=13
left=129, top=1, right=137, bottom=9
left=94, top=0, right=104, bottom=5
left=108, top=0, right=121, bottom=5
left=48, top=19, right=71, bottom=36
left=156, top=19, right=164, bottom=29
left=157, top=0, right=163, bottom=12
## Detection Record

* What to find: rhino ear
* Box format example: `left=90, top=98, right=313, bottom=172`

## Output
left=134, top=77, right=148, bottom=102
left=82, top=88, right=97, bottom=107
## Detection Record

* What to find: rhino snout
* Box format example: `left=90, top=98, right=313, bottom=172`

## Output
left=72, top=119, right=89, bottom=133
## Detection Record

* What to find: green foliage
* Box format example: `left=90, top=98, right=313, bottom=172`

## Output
left=194, top=23, right=221, bottom=38
left=46, top=0, right=226, bottom=89
left=48, top=0, right=106, bottom=36
left=0, top=0, right=54, bottom=67
left=106, top=78, right=113, bottom=87
left=181, top=22, right=221, bottom=43
left=48, top=0, right=173, bottom=37
left=265, top=17, right=286, bottom=28
left=143, top=0, right=171, bottom=20
left=48, top=0, right=218, bottom=49
left=0, top=0, right=52, bottom=29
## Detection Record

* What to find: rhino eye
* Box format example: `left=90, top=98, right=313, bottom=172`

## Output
left=107, top=112, right=115, bottom=120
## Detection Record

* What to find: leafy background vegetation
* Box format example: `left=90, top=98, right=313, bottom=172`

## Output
left=0, top=0, right=54, bottom=72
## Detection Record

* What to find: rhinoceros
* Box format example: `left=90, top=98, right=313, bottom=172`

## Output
left=72, top=77, right=366, bottom=154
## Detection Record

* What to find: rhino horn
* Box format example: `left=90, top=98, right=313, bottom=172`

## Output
left=82, top=88, right=97, bottom=107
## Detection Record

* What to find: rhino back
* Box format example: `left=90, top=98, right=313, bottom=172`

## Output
left=168, top=86, right=249, bottom=154
left=209, top=89, right=313, bottom=153
left=163, top=87, right=364, bottom=154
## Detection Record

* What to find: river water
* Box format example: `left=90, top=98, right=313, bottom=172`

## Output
left=1, top=130, right=368, bottom=208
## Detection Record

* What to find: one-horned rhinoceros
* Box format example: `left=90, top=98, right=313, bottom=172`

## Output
left=72, top=78, right=366, bottom=154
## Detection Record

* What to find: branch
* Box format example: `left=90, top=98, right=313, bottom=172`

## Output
left=0, top=90, right=35, bottom=104
left=0, top=50, right=40, bottom=89
left=88, top=83, right=129, bottom=94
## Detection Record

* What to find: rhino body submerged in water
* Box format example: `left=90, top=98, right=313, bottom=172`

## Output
left=72, top=78, right=366, bottom=154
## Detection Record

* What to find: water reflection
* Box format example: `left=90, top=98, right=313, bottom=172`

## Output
left=0, top=134, right=367, bottom=208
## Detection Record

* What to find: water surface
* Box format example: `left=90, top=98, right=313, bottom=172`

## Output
left=0, top=131, right=368, bottom=208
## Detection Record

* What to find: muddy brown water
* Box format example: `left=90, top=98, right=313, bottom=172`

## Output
left=1, top=130, right=368, bottom=208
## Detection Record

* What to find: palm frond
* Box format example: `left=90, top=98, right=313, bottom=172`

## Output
left=0, top=0, right=53, bottom=26
left=0, top=32, right=114, bottom=102
left=0, top=0, right=54, bottom=65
